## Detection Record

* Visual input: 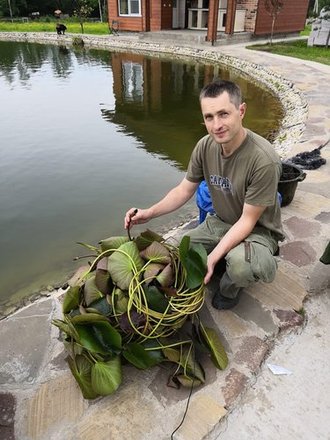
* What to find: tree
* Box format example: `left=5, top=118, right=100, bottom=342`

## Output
left=264, top=0, right=284, bottom=45
left=73, top=0, right=93, bottom=33
left=7, top=0, right=13, bottom=21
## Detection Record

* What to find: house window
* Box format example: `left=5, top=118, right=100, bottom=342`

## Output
left=118, top=0, right=141, bottom=16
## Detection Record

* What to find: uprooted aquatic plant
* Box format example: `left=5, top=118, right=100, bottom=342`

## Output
left=53, top=229, right=228, bottom=399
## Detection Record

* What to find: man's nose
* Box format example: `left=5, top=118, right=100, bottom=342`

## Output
left=213, top=115, right=223, bottom=130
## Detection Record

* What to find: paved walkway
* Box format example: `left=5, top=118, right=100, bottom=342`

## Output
left=0, top=33, right=329, bottom=440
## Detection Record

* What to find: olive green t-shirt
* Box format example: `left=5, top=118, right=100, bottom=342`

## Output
left=186, top=130, right=285, bottom=241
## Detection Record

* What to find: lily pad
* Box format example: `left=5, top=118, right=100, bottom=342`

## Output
left=135, top=229, right=164, bottom=250
left=67, top=355, right=98, bottom=400
left=143, top=263, right=164, bottom=283
left=199, top=323, right=228, bottom=370
left=108, top=241, right=144, bottom=290
left=83, top=275, right=104, bottom=307
left=123, top=342, right=164, bottom=369
left=91, top=356, right=122, bottom=396
left=181, top=348, right=205, bottom=383
left=87, top=297, right=112, bottom=316
left=143, top=285, right=169, bottom=313
left=118, top=311, right=146, bottom=334
left=62, top=285, right=81, bottom=313
left=112, top=287, right=129, bottom=314
left=140, top=241, right=171, bottom=264
left=99, top=236, right=129, bottom=252
left=156, top=263, right=174, bottom=287
left=179, top=236, right=207, bottom=289
left=74, top=320, right=122, bottom=355
left=162, top=347, right=180, bottom=363
left=95, top=268, right=113, bottom=295
left=176, top=374, right=202, bottom=388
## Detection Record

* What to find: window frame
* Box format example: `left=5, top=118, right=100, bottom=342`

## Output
left=118, top=0, right=142, bottom=17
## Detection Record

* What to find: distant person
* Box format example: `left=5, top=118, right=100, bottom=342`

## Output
left=125, top=79, right=285, bottom=310
left=56, top=23, right=67, bottom=35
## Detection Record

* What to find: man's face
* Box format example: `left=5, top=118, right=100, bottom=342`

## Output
left=200, top=91, right=246, bottom=147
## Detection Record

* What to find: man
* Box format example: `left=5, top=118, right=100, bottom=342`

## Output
left=125, top=79, right=285, bottom=310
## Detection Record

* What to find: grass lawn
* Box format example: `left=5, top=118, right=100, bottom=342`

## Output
left=0, top=21, right=110, bottom=35
left=248, top=39, right=330, bottom=66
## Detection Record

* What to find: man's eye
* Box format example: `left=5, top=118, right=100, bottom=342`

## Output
left=220, top=112, right=229, bottom=117
left=205, top=116, right=212, bottom=121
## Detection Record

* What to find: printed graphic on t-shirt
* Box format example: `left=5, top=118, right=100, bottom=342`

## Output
left=209, top=175, right=233, bottom=193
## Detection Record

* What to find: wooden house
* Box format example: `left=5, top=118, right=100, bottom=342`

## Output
left=108, top=0, right=309, bottom=42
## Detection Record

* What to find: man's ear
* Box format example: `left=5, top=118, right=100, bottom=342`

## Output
left=239, top=103, right=247, bottom=118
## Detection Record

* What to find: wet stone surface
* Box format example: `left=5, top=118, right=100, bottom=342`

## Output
left=222, top=368, right=249, bottom=409
left=283, top=216, right=321, bottom=239
left=0, top=393, right=15, bottom=440
left=279, top=241, right=317, bottom=267
left=274, top=309, right=305, bottom=330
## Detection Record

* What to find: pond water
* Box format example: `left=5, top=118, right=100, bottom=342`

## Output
left=0, top=40, right=283, bottom=309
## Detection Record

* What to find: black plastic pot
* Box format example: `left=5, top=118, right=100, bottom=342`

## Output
left=278, top=162, right=306, bottom=207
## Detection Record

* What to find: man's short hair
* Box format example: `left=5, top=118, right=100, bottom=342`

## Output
left=200, top=79, right=242, bottom=109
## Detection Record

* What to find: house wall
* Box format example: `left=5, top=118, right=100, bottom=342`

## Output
left=150, top=0, right=162, bottom=31
left=237, top=0, right=258, bottom=32
left=108, top=0, right=163, bottom=32
left=254, top=0, right=309, bottom=36
left=108, top=0, right=309, bottom=35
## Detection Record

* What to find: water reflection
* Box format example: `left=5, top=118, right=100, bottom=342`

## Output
left=0, top=41, right=283, bottom=309
left=101, top=51, right=283, bottom=169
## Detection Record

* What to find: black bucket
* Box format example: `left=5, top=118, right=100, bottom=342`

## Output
left=278, top=162, right=306, bottom=207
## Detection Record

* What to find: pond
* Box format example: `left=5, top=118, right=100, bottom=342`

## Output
left=0, top=40, right=284, bottom=309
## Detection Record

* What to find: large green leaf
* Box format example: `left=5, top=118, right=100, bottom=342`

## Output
left=108, top=241, right=144, bottom=290
left=62, top=285, right=81, bottom=314
left=71, top=313, right=108, bottom=324
left=176, top=374, right=202, bottom=388
left=162, top=347, right=180, bottom=363
left=200, top=323, right=228, bottom=370
left=179, top=235, right=190, bottom=261
left=140, top=241, right=171, bottom=264
left=134, top=229, right=164, bottom=251
left=99, top=236, right=129, bottom=252
left=83, top=275, right=104, bottom=306
left=53, top=316, right=80, bottom=340
left=52, top=318, right=72, bottom=337
left=87, top=297, right=112, bottom=316
left=180, top=348, right=205, bottom=383
left=156, top=263, right=174, bottom=287
left=123, top=342, right=164, bottom=369
left=143, top=263, right=164, bottom=283
left=91, top=357, right=122, bottom=396
left=179, top=236, right=207, bottom=289
left=67, top=355, right=99, bottom=400
left=74, top=321, right=122, bottom=355
left=112, top=287, right=129, bottom=314
left=95, top=267, right=113, bottom=295
left=143, top=285, right=169, bottom=313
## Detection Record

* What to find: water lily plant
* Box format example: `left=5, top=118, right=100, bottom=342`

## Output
left=53, top=229, right=228, bottom=399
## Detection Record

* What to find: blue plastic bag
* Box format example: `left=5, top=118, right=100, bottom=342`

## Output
left=196, top=180, right=282, bottom=223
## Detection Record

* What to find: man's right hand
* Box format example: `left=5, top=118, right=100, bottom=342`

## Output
left=124, top=208, right=152, bottom=230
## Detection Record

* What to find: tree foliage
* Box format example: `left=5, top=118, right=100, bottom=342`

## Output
left=0, top=0, right=101, bottom=19
left=73, top=0, right=93, bottom=33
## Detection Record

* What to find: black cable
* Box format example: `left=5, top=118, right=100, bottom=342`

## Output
left=170, top=376, right=195, bottom=439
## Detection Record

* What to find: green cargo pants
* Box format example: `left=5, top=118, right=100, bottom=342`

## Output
left=185, top=214, right=279, bottom=299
